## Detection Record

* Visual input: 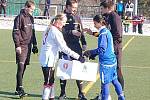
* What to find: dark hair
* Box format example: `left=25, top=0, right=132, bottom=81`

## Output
left=93, top=15, right=107, bottom=25
left=100, top=1, right=114, bottom=9
left=65, top=0, right=78, bottom=7
left=25, top=0, right=35, bottom=8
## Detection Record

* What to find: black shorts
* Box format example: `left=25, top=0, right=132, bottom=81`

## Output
left=16, top=44, right=31, bottom=65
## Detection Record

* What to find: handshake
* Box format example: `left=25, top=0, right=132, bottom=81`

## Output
left=77, top=50, right=96, bottom=63
left=83, top=50, right=97, bottom=60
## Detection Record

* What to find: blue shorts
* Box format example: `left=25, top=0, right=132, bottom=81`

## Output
left=100, top=63, right=117, bottom=84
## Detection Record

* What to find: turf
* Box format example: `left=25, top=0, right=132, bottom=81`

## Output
left=0, top=29, right=150, bottom=100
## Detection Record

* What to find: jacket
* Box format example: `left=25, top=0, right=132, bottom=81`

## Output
left=39, top=26, right=80, bottom=67
left=90, top=26, right=117, bottom=65
left=12, top=8, right=37, bottom=48
left=103, top=12, right=123, bottom=43
left=62, top=12, right=86, bottom=55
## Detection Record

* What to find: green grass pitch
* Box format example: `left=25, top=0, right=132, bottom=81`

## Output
left=0, top=29, right=150, bottom=100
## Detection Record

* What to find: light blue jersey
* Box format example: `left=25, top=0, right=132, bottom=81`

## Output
left=117, top=2, right=124, bottom=12
left=90, top=26, right=116, bottom=65
left=90, top=26, right=117, bottom=84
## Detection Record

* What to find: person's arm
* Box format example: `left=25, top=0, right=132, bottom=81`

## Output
left=12, top=15, right=21, bottom=48
left=30, top=16, right=38, bottom=54
left=32, top=25, right=37, bottom=46
left=83, top=28, right=99, bottom=37
left=90, top=33, right=107, bottom=56
left=12, top=15, right=22, bottom=54
left=54, top=29, right=80, bottom=60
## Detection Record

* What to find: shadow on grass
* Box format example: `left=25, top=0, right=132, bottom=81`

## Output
left=0, top=91, right=19, bottom=99
left=0, top=91, right=77, bottom=99
left=55, top=96, right=77, bottom=100
left=0, top=91, right=41, bottom=99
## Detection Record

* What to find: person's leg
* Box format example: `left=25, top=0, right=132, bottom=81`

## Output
left=59, top=79, right=67, bottom=99
left=49, top=68, right=55, bottom=100
left=0, top=5, right=2, bottom=16
left=112, top=79, right=125, bottom=100
left=44, top=6, right=49, bottom=18
left=76, top=80, right=87, bottom=100
left=3, top=5, right=6, bottom=17
left=16, top=62, right=25, bottom=91
left=127, top=24, right=129, bottom=33
left=76, top=80, right=83, bottom=94
left=42, top=67, right=55, bottom=100
left=117, top=67, right=124, bottom=90
left=124, top=24, right=127, bottom=33
left=15, top=46, right=29, bottom=97
left=22, top=64, right=26, bottom=78
left=133, top=25, right=137, bottom=33
left=138, top=24, right=143, bottom=34
left=101, top=83, right=110, bottom=100
left=15, top=46, right=27, bottom=92
left=114, top=43, right=124, bottom=91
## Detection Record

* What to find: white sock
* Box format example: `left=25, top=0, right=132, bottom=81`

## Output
left=42, top=85, right=50, bottom=100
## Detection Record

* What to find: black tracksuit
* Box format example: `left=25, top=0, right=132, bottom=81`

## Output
left=59, top=12, right=87, bottom=96
left=62, top=13, right=86, bottom=56
left=12, top=9, right=37, bottom=91
left=103, top=11, right=124, bottom=90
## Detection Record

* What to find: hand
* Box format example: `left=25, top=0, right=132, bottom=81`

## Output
left=83, top=28, right=93, bottom=35
left=72, top=30, right=81, bottom=37
left=89, top=54, right=97, bottom=60
left=78, top=56, right=85, bottom=63
left=83, top=50, right=91, bottom=57
left=89, top=56, right=95, bottom=60
left=16, top=47, right=21, bottom=54
left=82, top=45, right=87, bottom=51
left=32, top=45, right=38, bottom=54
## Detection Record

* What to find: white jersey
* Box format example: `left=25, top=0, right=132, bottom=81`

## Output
left=39, top=26, right=80, bottom=67
left=125, top=2, right=134, bottom=12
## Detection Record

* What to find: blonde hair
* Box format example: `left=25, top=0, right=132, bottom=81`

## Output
left=45, top=14, right=66, bottom=35
left=51, top=13, right=66, bottom=25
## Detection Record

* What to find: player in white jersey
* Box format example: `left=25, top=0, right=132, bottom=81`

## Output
left=39, top=14, right=85, bottom=100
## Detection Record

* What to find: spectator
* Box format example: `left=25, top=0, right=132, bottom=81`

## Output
left=12, top=0, right=38, bottom=98
left=58, top=0, right=87, bottom=100
left=43, top=0, right=51, bottom=18
left=132, top=15, right=138, bottom=33
left=123, top=16, right=130, bottom=33
left=39, top=13, right=85, bottom=100
left=138, top=15, right=144, bottom=34
left=132, top=15, right=144, bottom=34
left=116, top=0, right=125, bottom=19
left=125, top=0, right=134, bottom=19
left=0, top=0, right=7, bottom=17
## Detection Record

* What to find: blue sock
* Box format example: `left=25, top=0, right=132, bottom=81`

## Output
left=118, top=94, right=125, bottom=100
left=112, top=79, right=125, bottom=100
left=101, top=83, right=109, bottom=100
